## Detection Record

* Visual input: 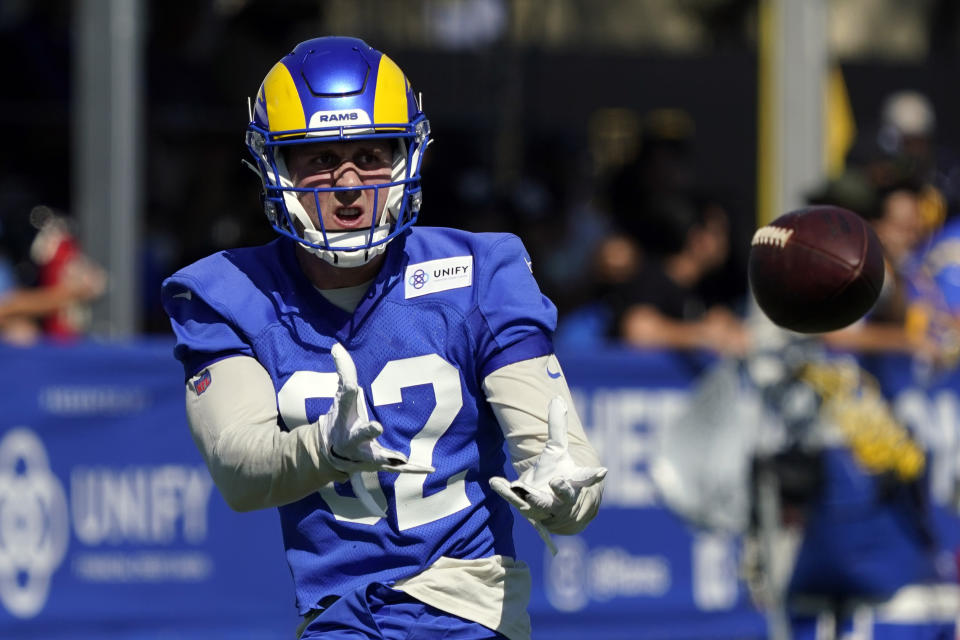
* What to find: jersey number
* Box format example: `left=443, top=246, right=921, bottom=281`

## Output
left=277, top=353, right=470, bottom=529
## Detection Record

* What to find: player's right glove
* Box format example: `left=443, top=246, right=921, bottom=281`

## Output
left=318, top=343, right=435, bottom=476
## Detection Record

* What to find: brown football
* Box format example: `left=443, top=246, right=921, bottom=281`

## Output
left=748, top=205, right=885, bottom=333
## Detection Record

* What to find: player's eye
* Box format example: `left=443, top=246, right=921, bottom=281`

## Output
left=355, top=148, right=390, bottom=170
left=311, top=151, right=340, bottom=171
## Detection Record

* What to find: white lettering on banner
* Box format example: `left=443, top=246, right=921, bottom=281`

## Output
left=573, top=384, right=960, bottom=512
left=71, top=466, right=213, bottom=545
left=692, top=532, right=738, bottom=610
left=894, top=389, right=960, bottom=505
left=589, top=548, right=670, bottom=600
left=71, top=551, right=212, bottom=582
left=546, top=536, right=671, bottom=612
left=545, top=536, right=589, bottom=612
left=572, top=388, right=688, bottom=508
left=0, top=428, right=69, bottom=619
left=546, top=533, right=736, bottom=614
left=39, top=386, right=149, bottom=415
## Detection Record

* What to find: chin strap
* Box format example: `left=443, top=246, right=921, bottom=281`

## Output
left=301, top=224, right=391, bottom=267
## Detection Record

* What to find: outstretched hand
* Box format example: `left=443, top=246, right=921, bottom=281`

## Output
left=490, top=396, right=607, bottom=550
left=318, top=343, right=435, bottom=476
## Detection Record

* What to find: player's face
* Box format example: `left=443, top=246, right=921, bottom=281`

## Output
left=875, top=189, right=922, bottom=265
left=286, top=140, right=393, bottom=233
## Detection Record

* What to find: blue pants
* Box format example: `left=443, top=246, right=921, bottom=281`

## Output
left=299, top=582, right=509, bottom=640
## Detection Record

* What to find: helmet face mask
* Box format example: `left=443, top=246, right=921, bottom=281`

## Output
left=245, top=37, right=430, bottom=267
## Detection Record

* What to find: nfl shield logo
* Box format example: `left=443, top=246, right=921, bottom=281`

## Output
left=193, top=369, right=212, bottom=395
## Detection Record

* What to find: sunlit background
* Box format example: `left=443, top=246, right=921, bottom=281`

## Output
left=4, top=0, right=958, bottom=337
left=4, top=2, right=960, bottom=639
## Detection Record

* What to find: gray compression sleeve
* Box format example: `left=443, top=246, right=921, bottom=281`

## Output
left=185, top=355, right=345, bottom=511
left=482, top=354, right=604, bottom=534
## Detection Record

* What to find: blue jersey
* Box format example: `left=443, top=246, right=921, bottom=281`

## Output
left=161, top=227, right=557, bottom=614
left=920, top=217, right=960, bottom=312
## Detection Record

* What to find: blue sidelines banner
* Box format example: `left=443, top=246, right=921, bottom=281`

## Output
left=521, top=349, right=766, bottom=640
left=1, top=341, right=958, bottom=639
left=0, top=340, right=297, bottom=640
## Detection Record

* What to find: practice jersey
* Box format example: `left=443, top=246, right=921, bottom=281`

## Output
left=162, top=227, right=557, bottom=614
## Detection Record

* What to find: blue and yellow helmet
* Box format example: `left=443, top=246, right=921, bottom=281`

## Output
left=245, top=37, right=430, bottom=266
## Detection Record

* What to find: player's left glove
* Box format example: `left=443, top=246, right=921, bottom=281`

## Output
left=318, top=343, right=435, bottom=475
left=490, top=396, right=607, bottom=541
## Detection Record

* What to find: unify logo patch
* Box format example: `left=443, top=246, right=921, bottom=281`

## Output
left=404, top=256, right=473, bottom=299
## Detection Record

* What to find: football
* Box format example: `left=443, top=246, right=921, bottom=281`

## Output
left=748, top=205, right=885, bottom=333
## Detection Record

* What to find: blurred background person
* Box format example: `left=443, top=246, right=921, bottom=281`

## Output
left=555, top=108, right=749, bottom=354
left=609, top=192, right=747, bottom=354
left=876, top=89, right=960, bottom=230
left=809, top=96, right=960, bottom=372
left=917, top=211, right=960, bottom=348
left=552, top=231, right=643, bottom=349
left=810, top=171, right=931, bottom=354
left=0, top=181, right=106, bottom=344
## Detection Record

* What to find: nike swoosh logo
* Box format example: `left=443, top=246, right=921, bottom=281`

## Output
left=173, top=291, right=192, bottom=300
left=546, top=366, right=562, bottom=379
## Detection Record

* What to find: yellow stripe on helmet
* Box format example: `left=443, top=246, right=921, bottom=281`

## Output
left=262, top=62, right=306, bottom=134
left=373, top=55, right=409, bottom=128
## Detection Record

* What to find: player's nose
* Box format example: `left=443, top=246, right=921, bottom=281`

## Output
left=333, top=166, right=362, bottom=203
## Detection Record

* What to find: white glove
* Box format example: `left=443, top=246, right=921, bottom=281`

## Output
left=318, top=343, right=435, bottom=476
left=490, top=396, right=607, bottom=547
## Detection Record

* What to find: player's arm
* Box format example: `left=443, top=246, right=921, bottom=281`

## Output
left=186, top=346, right=431, bottom=513
left=621, top=304, right=749, bottom=356
left=162, top=276, right=343, bottom=511
left=483, top=354, right=606, bottom=534
left=185, top=354, right=347, bottom=511
left=470, top=234, right=604, bottom=534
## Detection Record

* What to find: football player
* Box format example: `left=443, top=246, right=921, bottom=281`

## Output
left=161, top=37, right=605, bottom=640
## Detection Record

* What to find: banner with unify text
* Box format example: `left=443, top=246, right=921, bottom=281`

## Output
left=0, top=340, right=298, bottom=640
left=1, top=342, right=959, bottom=639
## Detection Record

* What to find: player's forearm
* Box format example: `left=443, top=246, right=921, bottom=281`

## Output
left=186, top=355, right=345, bottom=511
left=483, top=354, right=604, bottom=533
left=488, top=401, right=601, bottom=473
left=483, top=355, right=601, bottom=470
left=621, top=305, right=725, bottom=351
left=204, top=416, right=344, bottom=511
left=0, top=286, right=76, bottom=320
left=821, top=322, right=914, bottom=352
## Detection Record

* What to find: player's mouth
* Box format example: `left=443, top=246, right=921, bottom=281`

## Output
left=333, top=206, right=365, bottom=228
